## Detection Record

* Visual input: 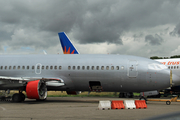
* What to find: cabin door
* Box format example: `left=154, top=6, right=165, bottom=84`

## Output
left=128, top=60, right=138, bottom=77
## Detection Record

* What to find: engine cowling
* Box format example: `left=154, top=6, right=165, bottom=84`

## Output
left=26, top=80, right=47, bottom=99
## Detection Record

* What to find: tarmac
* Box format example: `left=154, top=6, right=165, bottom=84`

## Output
left=0, top=97, right=180, bottom=120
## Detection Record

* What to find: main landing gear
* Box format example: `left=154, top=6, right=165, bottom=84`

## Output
left=119, top=92, right=134, bottom=98
left=12, top=92, right=25, bottom=102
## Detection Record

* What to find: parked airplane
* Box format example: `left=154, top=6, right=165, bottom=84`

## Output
left=58, top=32, right=180, bottom=98
left=0, top=32, right=173, bottom=103
left=156, top=59, right=180, bottom=93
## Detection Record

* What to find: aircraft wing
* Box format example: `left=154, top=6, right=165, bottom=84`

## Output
left=0, top=76, right=65, bottom=86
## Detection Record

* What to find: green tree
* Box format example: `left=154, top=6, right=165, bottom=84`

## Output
left=150, top=56, right=163, bottom=59
left=170, top=55, right=180, bottom=58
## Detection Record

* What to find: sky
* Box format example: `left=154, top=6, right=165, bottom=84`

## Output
left=0, top=0, right=180, bottom=58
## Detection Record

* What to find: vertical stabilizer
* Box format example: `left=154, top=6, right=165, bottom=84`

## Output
left=58, top=32, right=79, bottom=54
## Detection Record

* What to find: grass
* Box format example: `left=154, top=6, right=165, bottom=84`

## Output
left=47, top=91, right=119, bottom=97
left=0, top=90, right=140, bottom=97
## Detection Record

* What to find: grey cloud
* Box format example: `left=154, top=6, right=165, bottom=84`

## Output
left=133, top=33, right=144, bottom=41
left=0, top=0, right=179, bottom=55
left=0, top=31, right=12, bottom=41
left=145, top=34, right=163, bottom=45
left=170, top=23, right=180, bottom=37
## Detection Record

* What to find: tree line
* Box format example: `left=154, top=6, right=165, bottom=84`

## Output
left=150, top=55, right=180, bottom=59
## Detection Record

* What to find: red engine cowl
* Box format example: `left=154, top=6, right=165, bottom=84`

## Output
left=26, top=80, right=47, bottom=99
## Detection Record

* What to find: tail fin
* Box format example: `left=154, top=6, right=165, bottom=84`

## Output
left=58, top=32, right=79, bottom=54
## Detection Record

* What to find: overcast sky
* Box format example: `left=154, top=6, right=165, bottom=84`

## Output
left=0, top=0, right=180, bottom=58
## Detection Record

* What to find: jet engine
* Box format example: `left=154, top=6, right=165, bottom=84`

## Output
left=26, top=80, right=47, bottom=100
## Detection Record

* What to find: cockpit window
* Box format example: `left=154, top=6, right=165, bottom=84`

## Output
left=148, top=63, right=167, bottom=70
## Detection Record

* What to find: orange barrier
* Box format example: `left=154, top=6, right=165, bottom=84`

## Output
left=111, top=100, right=125, bottom=109
left=135, top=100, right=147, bottom=109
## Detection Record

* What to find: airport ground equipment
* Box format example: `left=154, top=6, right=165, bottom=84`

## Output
left=147, top=95, right=180, bottom=105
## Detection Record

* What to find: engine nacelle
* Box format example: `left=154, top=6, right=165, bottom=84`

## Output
left=66, top=91, right=81, bottom=95
left=26, top=80, right=47, bottom=99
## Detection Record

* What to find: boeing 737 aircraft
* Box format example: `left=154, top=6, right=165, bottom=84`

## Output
left=156, top=59, right=180, bottom=92
left=58, top=32, right=180, bottom=98
left=0, top=32, right=175, bottom=103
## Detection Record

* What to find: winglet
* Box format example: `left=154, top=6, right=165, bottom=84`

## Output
left=58, top=32, right=79, bottom=54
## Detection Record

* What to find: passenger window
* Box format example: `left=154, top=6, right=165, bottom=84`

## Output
left=50, top=66, right=53, bottom=69
left=54, top=66, right=57, bottom=69
left=77, top=66, right=80, bottom=70
left=27, top=66, right=29, bottom=70
left=46, top=66, right=49, bottom=70
left=1, top=66, right=3, bottom=69
left=82, top=66, right=85, bottom=70
left=177, top=66, right=179, bottom=69
left=18, top=66, right=20, bottom=69
left=106, top=66, right=109, bottom=70
left=59, top=66, right=62, bottom=70
left=92, top=66, right=94, bottom=70
left=32, top=66, right=34, bottom=69
left=116, top=66, right=119, bottom=70
left=9, top=66, right=11, bottom=70
left=13, top=66, right=16, bottom=69
left=37, top=66, right=40, bottom=69
left=5, top=66, right=7, bottom=70
left=73, top=66, right=75, bottom=70
left=68, top=66, right=71, bottom=70
left=174, top=66, right=176, bottom=69
left=96, top=66, right=99, bottom=70
left=121, top=66, right=124, bottom=70
left=168, top=66, right=170, bottom=69
left=171, top=66, right=173, bottom=69
left=111, top=66, right=114, bottom=70
left=22, top=66, right=25, bottom=69
left=87, top=66, right=89, bottom=70
left=101, top=66, right=104, bottom=70
left=42, top=66, right=44, bottom=69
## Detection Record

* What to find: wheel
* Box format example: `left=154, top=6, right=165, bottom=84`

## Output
left=20, top=93, right=25, bottom=102
left=119, top=93, right=125, bottom=98
left=12, top=93, right=21, bottom=102
left=166, top=101, right=171, bottom=105
left=139, top=96, right=147, bottom=104
left=129, top=92, right=134, bottom=98
left=124, top=92, right=130, bottom=98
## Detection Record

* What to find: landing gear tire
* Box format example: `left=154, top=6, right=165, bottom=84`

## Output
left=20, top=93, right=25, bottom=102
left=12, top=93, right=26, bottom=102
left=119, top=93, right=125, bottom=98
left=140, top=96, right=147, bottom=104
left=12, top=93, right=21, bottom=102
left=166, top=101, right=171, bottom=105
left=119, top=92, right=134, bottom=98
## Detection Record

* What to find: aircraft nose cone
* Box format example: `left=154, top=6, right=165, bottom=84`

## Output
left=172, top=74, right=180, bottom=86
